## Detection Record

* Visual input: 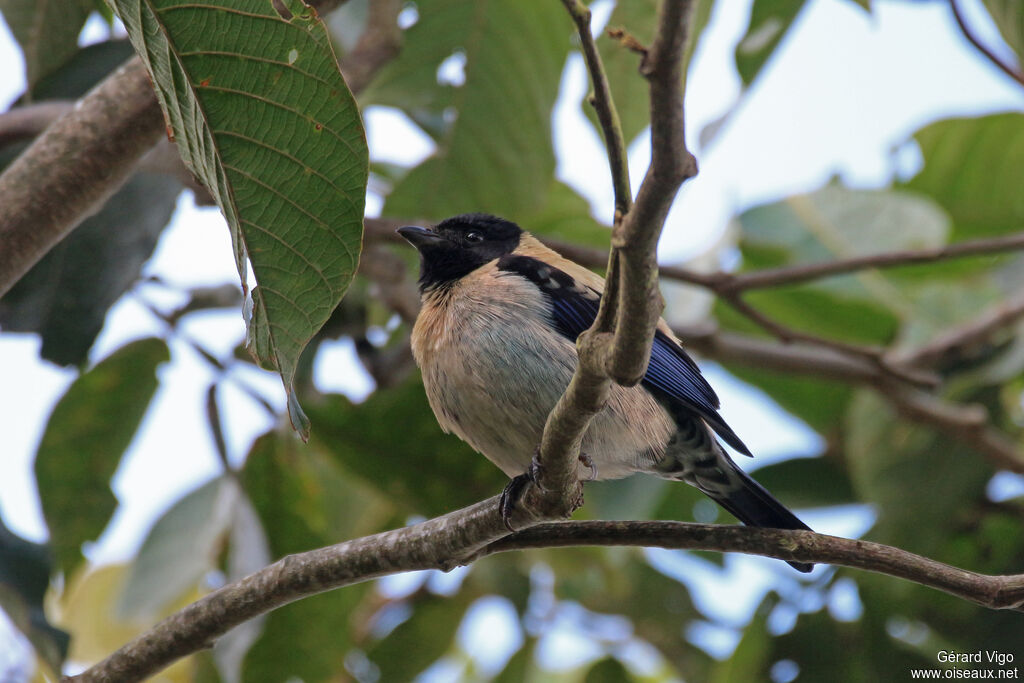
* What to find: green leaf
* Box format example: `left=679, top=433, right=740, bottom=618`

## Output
left=734, top=1, right=806, bottom=87
left=366, top=593, right=470, bottom=681
left=737, top=184, right=951, bottom=283
left=30, top=39, right=136, bottom=100
left=845, top=390, right=993, bottom=556
left=109, top=0, right=369, bottom=439
left=34, top=337, right=170, bottom=576
left=520, top=180, right=611, bottom=249
left=710, top=596, right=772, bottom=683
left=0, top=170, right=181, bottom=366
left=585, top=475, right=670, bottom=521
left=748, top=455, right=855, bottom=508
left=728, top=184, right=954, bottom=346
left=118, top=476, right=239, bottom=620
left=305, top=380, right=509, bottom=518
left=241, top=431, right=392, bottom=558
left=240, top=431, right=385, bottom=682
left=584, top=657, right=634, bottom=683
left=717, top=363, right=853, bottom=436
left=903, top=113, right=1024, bottom=239
left=381, top=0, right=570, bottom=219
left=595, top=0, right=714, bottom=145
left=0, top=517, right=69, bottom=676
left=0, top=0, right=94, bottom=92
left=982, top=0, right=1024, bottom=64
left=570, top=559, right=710, bottom=681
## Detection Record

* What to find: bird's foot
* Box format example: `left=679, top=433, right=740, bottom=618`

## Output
left=499, top=448, right=544, bottom=532
left=579, top=453, right=598, bottom=481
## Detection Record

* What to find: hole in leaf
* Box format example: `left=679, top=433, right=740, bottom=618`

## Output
left=398, top=3, right=419, bottom=29
left=271, top=0, right=293, bottom=21
left=436, top=50, right=466, bottom=87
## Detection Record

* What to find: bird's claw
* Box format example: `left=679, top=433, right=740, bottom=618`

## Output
left=499, top=448, right=545, bottom=531
left=579, top=452, right=598, bottom=481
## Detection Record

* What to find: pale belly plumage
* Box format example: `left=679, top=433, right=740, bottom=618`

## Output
left=411, top=265, right=676, bottom=480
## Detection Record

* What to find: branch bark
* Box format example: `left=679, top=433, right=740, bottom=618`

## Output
left=67, top=511, right=1024, bottom=681
left=527, top=0, right=699, bottom=520
left=0, top=58, right=164, bottom=297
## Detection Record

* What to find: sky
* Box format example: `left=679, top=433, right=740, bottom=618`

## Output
left=1, top=0, right=1023, bottom=676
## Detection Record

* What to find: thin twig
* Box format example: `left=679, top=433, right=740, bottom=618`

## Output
left=561, top=0, right=632, bottom=221
left=721, top=230, right=1024, bottom=293
left=884, top=383, right=1024, bottom=473
left=950, top=0, right=1024, bottom=88
left=893, top=290, right=1024, bottom=368
left=67, top=512, right=1024, bottom=681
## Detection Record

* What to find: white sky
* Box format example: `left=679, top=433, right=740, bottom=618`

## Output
left=1, top=0, right=1023, bottom=672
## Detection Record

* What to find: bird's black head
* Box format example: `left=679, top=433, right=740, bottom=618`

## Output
left=398, top=213, right=523, bottom=291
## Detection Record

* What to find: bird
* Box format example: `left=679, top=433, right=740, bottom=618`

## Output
left=398, top=213, right=813, bottom=572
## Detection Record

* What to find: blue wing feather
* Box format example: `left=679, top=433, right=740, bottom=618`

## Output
left=497, top=255, right=751, bottom=456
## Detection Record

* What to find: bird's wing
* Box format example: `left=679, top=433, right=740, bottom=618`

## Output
left=496, top=253, right=751, bottom=456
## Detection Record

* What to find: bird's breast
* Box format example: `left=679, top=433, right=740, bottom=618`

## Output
left=411, top=263, right=676, bottom=478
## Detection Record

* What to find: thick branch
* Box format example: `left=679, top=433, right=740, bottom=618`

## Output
left=0, top=58, right=164, bottom=297
left=0, top=13, right=400, bottom=300
left=69, top=513, right=1024, bottom=681
left=338, top=0, right=402, bottom=94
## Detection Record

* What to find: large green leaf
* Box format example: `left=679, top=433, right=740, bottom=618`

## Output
left=305, top=380, right=509, bottom=518
left=118, top=476, right=239, bottom=620
left=728, top=184, right=958, bottom=345
left=520, top=180, right=611, bottom=248
left=0, top=0, right=94, bottom=92
left=845, top=390, right=993, bottom=557
left=750, top=455, right=855, bottom=508
left=381, top=0, right=570, bottom=219
left=903, top=113, right=1024, bottom=239
left=366, top=592, right=471, bottom=681
left=34, top=337, right=170, bottom=576
left=109, top=0, right=369, bottom=439
left=734, top=1, right=806, bottom=87
left=239, top=430, right=387, bottom=682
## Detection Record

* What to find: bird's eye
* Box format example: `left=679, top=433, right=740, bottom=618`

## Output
left=465, top=231, right=484, bottom=243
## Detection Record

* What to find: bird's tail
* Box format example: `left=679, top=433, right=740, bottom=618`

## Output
left=681, top=458, right=814, bottom=573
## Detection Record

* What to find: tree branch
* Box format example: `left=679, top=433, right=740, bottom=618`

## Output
left=68, top=511, right=1024, bottom=681
left=338, top=0, right=402, bottom=94
left=892, top=289, right=1024, bottom=368
left=0, top=58, right=164, bottom=297
left=560, top=0, right=632, bottom=219
left=0, top=100, right=73, bottom=146
left=717, top=230, right=1024, bottom=293
left=0, top=9, right=401, bottom=300
left=950, top=0, right=1024, bottom=88
left=528, top=0, right=700, bottom=519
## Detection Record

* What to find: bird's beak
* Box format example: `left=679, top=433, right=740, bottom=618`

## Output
left=397, top=226, right=449, bottom=251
